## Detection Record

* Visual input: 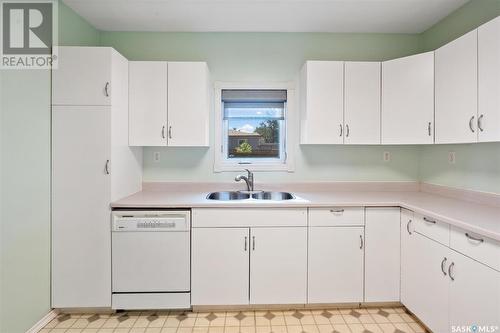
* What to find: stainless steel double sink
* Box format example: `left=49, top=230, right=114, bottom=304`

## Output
left=207, top=191, right=295, bottom=201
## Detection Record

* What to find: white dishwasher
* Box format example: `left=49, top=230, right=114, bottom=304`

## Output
left=111, top=210, right=191, bottom=310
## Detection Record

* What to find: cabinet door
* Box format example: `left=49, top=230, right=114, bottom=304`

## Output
left=400, top=209, right=419, bottom=313
left=435, top=30, right=478, bottom=144
left=52, top=106, right=111, bottom=308
left=344, top=62, right=381, bottom=144
left=411, top=234, right=450, bottom=333
left=381, top=52, right=434, bottom=144
left=192, top=228, right=250, bottom=305
left=308, top=227, right=364, bottom=303
left=449, top=250, right=500, bottom=329
left=250, top=227, right=307, bottom=304
left=129, top=61, right=168, bottom=146
left=52, top=47, right=111, bottom=106
left=478, top=16, right=500, bottom=142
left=365, top=207, right=400, bottom=302
left=300, top=61, right=344, bottom=144
left=167, top=62, right=210, bottom=147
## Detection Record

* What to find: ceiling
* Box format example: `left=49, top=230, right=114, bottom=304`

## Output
left=63, top=0, right=469, bottom=33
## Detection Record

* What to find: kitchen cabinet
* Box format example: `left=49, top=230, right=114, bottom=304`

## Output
left=52, top=47, right=112, bottom=106
left=51, top=47, right=142, bottom=308
left=364, top=207, right=400, bottom=302
left=299, top=61, right=344, bottom=144
left=381, top=52, right=434, bottom=144
left=344, top=62, right=381, bottom=144
left=435, top=30, right=478, bottom=144
left=191, top=208, right=307, bottom=306
left=129, top=62, right=168, bottom=146
left=128, top=61, right=210, bottom=147
left=478, top=16, right=500, bottom=142
left=250, top=227, right=307, bottom=304
left=308, top=226, right=364, bottom=303
left=191, top=228, right=250, bottom=305
left=400, top=209, right=419, bottom=313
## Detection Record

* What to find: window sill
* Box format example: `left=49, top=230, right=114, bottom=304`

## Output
left=214, top=162, right=294, bottom=172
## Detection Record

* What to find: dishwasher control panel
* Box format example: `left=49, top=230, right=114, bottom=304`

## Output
left=112, top=211, right=190, bottom=232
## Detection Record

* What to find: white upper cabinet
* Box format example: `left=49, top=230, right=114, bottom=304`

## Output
left=381, top=52, right=434, bottom=144
left=129, top=61, right=210, bottom=147
left=435, top=30, right=478, bottom=144
left=129, top=62, right=168, bottom=146
left=52, top=47, right=112, bottom=106
left=167, top=62, right=210, bottom=147
left=300, top=61, right=344, bottom=144
left=344, top=62, right=381, bottom=144
left=478, top=16, right=500, bottom=142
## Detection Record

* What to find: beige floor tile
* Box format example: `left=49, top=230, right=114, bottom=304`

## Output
left=195, top=317, right=211, bottom=327
left=130, top=328, right=146, bottom=333
left=347, top=323, right=365, bottom=333
left=269, top=316, right=285, bottom=326
left=39, top=329, right=51, bottom=333
left=208, top=327, right=224, bottom=333
left=161, top=328, right=178, bottom=333
left=282, top=310, right=296, bottom=316
left=380, top=308, right=397, bottom=314
left=133, top=318, right=151, bottom=328
left=240, top=326, right=256, bottom=333
left=165, top=318, right=181, bottom=327
left=45, top=319, right=59, bottom=329
left=394, top=308, right=406, bottom=314
left=358, top=314, right=375, bottom=324
left=118, top=318, right=138, bottom=328
left=86, top=319, right=107, bottom=329
left=71, top=319, right=90, bottom=329
left=313, top=315, right=331, bottom=325
left=316, top=324, right=333, bottom=333
left=114, top=328, right=132, bottom=333
left=255, top=317, right=271, bottom=327
left=270, top=326, right=287, bottom=333
left=179, top=318, right=197, bottom=327
left=370, top=314, right=390, bottom=324
left=284, top=316, right=301, bottom=326
left=300, top=315, right=316, bottom=325
left=387, top=314, right=405, bottom=323
left=149, top=318, right=167, bottom=328
left=101, top=318, right=120, bottom=328
left=287, top=325, right=302, bottom=333
left=255, top=326, right=271, bottom=333
left=393, top=322, right=414, bottom=333
left=408, top=323, right=425, bottom=333
left=192, top=327, right=209, bottom=333
left=331, top=324, right=351, bottom=333
left=398, top=314, right=416, bottom=323
left=362, top=323, right=383, bottom=333
left=177, top=328, right=193, bottom=333
left=240, top=317, right=256, bottom=327
left=209, top=317, right=226, bottom=327
left=223, top=326, right=239, bottom=333
left=341, top=314, right=360, bottom=324
left=96, top=329, right=115, bottom=333
left=338, top=309, right=352, bottom=315
left=329, top=315, right=346, bottom=325
left=378, top=323, right=396, bottom=333
left=56, top=318, right=78, bottom=329
left=66, top=329, right=84, bottom=333
left=49, top=329, right=68, bottom=333
left=225, top=317, right=241, bottom=327
left=366, top=308, right=381, bottom=314
left=302, top=324, right=319, bottom=333
left=81, top=329, right=98, bottom=333
left=146, top=328, right=164, bottom=333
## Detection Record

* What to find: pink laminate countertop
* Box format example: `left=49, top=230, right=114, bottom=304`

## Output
left=111, top=190, right=500, bottom=242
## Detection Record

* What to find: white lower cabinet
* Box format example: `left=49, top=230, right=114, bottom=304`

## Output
left=191, top=209, right=307, bottom=306
left=400, top=209, right=419, bottom=313
left=365, top=207, right=401, bottom=302
left=308, top=226, right=364, bottom=303
left=191, top=228, right=250, bottom=305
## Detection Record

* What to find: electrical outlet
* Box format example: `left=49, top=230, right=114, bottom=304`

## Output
left=448, top=151, right=456, bottom=164
left=153, top=151, right=161, bottom=162
left=383, top=151, right=391, bottom=162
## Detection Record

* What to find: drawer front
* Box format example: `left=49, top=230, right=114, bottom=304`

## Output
left=450, top=225, right=500, bottom=272
left=309, top=207, right=365, bottom=226
left=414, top=213, right=450, bottom=246
left=192, top=208, right=307, bottom=227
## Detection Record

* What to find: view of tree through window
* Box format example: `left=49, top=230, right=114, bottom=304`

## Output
left=222, top=90, right=286, bottom=161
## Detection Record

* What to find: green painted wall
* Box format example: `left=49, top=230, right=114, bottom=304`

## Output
left=418, top=0, right=500, bottom=194
left=0, top=2, right=100, bottom=333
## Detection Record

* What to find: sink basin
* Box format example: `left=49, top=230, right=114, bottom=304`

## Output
left=252, top=191, right=295, bottom=200
left=206, top=191, right=250, bottom=200
left=207, top=191, right=295, bottom=201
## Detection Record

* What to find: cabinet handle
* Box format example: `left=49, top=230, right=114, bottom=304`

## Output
left=441, top=257, right=447, bottom=276
left=161, top=126, right=166, bottom=139
left=105, top=160, right=110, bottom=175
left=359, top=235, right=364, bottom=249
left=244, top=236, right=247, bottom=251
left=346, top=124, right=350, bottom=138
left=428, top=122, right=432, bottom=136
left=478, top=114, right=484, bottom=132
left=252, top=236, right=255, bottom=251
left=168, top=126, right=172, bottom=139
left=339, top=124, right=343, bottom=137
left=406, top=219, right=412, bottom=235
left=465, top=232, right=484, bottom=243
left=104, top=82, right=110, bottom=97
left=448, top=262, right=455, bottom=281
left=423, top=217, right=436, bottom=224
left=469, top=115, right=476, bottom=133
left=329, top=209, right=344, bottom=214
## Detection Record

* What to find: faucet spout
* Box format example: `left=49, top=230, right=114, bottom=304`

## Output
left=235, top=169, right=254, bottom=192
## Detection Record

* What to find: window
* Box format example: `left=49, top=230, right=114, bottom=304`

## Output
left=214, top=85, right=294, bottom=172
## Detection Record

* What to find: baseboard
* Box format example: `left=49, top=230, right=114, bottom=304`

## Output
left=25, top=309, right=59, bottom=333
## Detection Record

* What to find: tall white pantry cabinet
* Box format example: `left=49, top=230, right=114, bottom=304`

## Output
left=51, top=47, right=142, bottom=308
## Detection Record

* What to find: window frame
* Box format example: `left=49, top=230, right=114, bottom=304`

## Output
left=214, top=82, right=295, bottom=172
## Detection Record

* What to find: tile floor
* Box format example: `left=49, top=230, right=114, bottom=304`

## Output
left=40, top=307, right=427, bottom=333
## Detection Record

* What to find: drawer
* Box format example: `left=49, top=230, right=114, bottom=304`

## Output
left=450, top=225, right=500, bottom=272
left=309, top=207, right=364, bottom=226
left=414, top=213, right=450, bottom=246
left=192, top=208, right=307, bottom=227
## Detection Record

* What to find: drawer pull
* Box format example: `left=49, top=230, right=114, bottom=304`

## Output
left=329, top=209, right=344, bottom=214
left=441, top=257, right=447, bottom=276
left=465, top=233, right=484, bottom=243
left=448, top=262, right=455, bottom=281
left=423, top=217, right=436, bottom=224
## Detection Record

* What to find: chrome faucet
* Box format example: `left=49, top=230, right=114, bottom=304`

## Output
left=235, top=169, right=254, bottom=192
